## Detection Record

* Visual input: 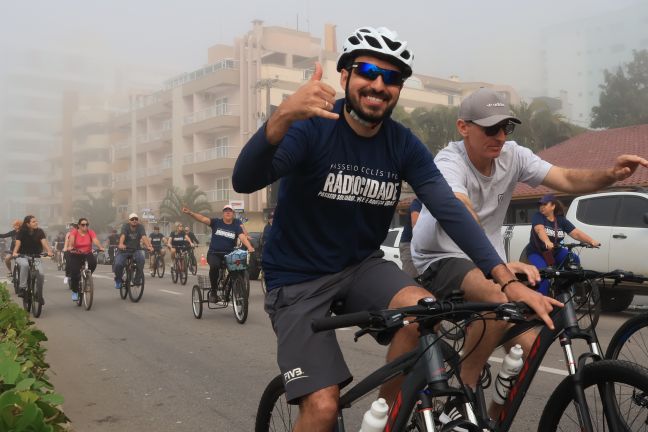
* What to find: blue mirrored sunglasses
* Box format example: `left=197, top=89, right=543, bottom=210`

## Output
left=351, top=62, right=404, bottom=86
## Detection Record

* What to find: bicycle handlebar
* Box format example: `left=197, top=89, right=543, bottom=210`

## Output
left=518, top=267, right=646, bottom=284
left=311, top=298, right=532, bottom=334
left=14, top=253, right=49, bottom=259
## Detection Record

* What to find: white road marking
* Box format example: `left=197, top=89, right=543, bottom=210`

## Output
left=160, top=289, right=182, bottom=296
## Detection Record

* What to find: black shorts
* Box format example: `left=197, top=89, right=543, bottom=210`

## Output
left=417, top=257, right=477, bottom=300
left=264, top=251, right=417, bottom=404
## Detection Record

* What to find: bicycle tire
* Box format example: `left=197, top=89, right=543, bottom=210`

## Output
left=572, top=279, right=601, bottom=331
left=605, top=313, right=648, bottom=365
left=22, top=273, right=32, bottom=314
left=31, top=273, right=42, bottom=318
left=189, top=253, right=197, bottom=275
left=12, top=265, right=19, bottom=295
left=129, top=263, right=144, bottom=302
left=537, top=359, right=648, bottom=431
left=156, top=256, right=165, bottom=278
left=192, top=285, right=203, bottom=319
left=180, top=258, right=188, bottom=285
left=255, top=374, right=296, bottom=432
left=231, top=273, right=248, bottom=324
left=171, top=260, right=179, bottom=283
left=260, top=273, right=267, bottom=295
left=120, top=264, right=129, bottom=300
left=83, top=272, right=94, bottom=311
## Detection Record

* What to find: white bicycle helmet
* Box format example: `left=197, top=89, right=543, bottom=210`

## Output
left=337, top=26, right=414, bottom=78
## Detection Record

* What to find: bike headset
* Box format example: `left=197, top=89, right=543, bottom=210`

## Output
left=336, top=26, right=414, bottom=129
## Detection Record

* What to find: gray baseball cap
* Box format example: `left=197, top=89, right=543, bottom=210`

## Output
left=458, top=88, right=521, bottom=127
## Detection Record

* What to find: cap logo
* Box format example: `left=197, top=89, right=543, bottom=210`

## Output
left=486, top=102, right=505, bottom=107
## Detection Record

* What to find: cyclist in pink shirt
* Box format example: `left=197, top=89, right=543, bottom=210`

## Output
left=67, top=218, right=104, bottom=302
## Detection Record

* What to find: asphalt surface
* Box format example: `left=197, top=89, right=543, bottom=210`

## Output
left=4, top=259, right=645, bottom=431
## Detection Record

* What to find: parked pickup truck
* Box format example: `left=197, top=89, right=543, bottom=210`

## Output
left=502, top=191, right=648, bottom=312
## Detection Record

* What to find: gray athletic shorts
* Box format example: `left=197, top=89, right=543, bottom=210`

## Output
left=417, top=257, right=476, bottom=300
left=264, top=251, right=418, bottom=404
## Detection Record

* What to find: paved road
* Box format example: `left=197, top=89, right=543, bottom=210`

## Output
left=4, top=260, right=644, bottom=431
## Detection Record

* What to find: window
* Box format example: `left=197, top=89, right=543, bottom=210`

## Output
left=616, top=196, right=648, bottom=228
left=576, top=196, right=619, bottom=226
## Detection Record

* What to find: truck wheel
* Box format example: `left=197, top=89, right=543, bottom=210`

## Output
left=600, top=291, right=634, bottom=313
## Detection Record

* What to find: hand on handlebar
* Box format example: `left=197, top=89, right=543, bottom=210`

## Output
left=502, top=281, right=563, bottom=330
left=507, top=261, right=540, bottom=287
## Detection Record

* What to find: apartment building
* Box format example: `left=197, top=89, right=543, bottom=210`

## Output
left=106, top=21, right=519, bottom=233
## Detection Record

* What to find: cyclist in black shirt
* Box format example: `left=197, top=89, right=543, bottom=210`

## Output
left=148, top=226, right=166, bottom=271
left=105, top=229, right=120, bottom=264
left=12, top=215, right=53, bottom=298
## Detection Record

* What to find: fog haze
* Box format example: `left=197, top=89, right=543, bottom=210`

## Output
left=1, top=0, right=642, bottom=94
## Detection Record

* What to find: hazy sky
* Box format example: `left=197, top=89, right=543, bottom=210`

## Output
left=0, top=0, right=643, bottom=97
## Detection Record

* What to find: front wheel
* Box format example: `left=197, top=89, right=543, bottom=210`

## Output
left=120, top=265, right=129, bottom=300
left=255, top=375, right=296, bottom=432
left=129, top=264, right=144, bottom=303
left=231, top=273, right=248, bottom=324
left=537, top=360, right=648, bottom=431
left=12, top=265, right=19, bottom=295
left=605, top=313, right=648, bottom=364
left=156, top=256, right=165, bottom=278
left=31, top=274, right=42, bottom=318
left=83, top=272, right=94, bottom=310
left=171, top=261, right=179, bottom=284
left=180, top=259, right=188, bottom=285
left=189, top=253, right=197, bottom=275
left=192, top=285, right=203, bottom=319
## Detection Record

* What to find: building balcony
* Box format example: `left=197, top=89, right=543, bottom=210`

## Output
left=182, top=104, right=240, bottom=135
left=181, top=149, right=237, bottom=176
left=113, top=172, right=131, bottom=190
left=135, top=165, right=170, bottom=187
left=161, top=59, right=239, bottom=93
left=114, top=141, right=131, bottom=160
left=136, top=128, right=172, bottom=154
left=72, top=161, right=111, bottom=176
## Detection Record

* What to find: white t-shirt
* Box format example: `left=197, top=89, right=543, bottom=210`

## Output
left=411, top=140, right=552, bottom=274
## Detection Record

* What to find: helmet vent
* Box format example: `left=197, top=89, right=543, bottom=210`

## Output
left=348, top=36, right=360, bottom=46
left=364, top=35, right=382, bottom=49
left=401, top=50, right=411, bottom=60
left=381, top=37, right=401, bottom=52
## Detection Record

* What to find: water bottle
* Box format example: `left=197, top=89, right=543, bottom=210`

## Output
left=492, top=344, right=524, bottom=405
left=359, top=397, right=389, bottom=432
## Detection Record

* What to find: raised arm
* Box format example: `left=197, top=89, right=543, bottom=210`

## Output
left=182, top=207, right=210, bottom=226
left=542, top=154, right=648, bottom=193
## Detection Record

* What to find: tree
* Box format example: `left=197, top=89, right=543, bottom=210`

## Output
left=72, top=190, right=116, bottom=233
left=510, top=100, right=586, bottom=152
left=393, top=105, right=460, bottom=154
left=591, top=49, right=648, bottom=128
left=159, top=185, right=212, bottom=227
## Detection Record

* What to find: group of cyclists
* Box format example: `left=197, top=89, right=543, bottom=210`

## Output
left=2, top=205, right=256, bottom=308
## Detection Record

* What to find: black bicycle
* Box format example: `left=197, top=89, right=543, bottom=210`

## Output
left=15, top=253, right=48, bottom=318
left=187, top=247, right=198, bottom=276
left=170, top=249, right=188, bottom=285
left=118, top=248, right=145, bottom=302
left=150, top=249, right=165, bottom=278
left=256, top=267, right=648, bottom=431
left=11, top=258, right=20, bottom=295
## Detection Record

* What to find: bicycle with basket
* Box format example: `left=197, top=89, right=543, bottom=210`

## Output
left=191, top=248, right=250, bottom=324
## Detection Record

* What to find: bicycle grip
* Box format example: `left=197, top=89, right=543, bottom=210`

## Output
left=311, top=311, right=372, bottom=333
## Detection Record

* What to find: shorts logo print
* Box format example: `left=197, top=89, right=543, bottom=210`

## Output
left=283, top=367, right=309, bottom=385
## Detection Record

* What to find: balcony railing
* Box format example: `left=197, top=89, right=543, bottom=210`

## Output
left=183, top=146, right=236, bottom=165
left=205, top=189, right=231, bottom=203
left=183, top=104, right=240, bottom=125
left=114, top=172, right=131, bottom=183
left=163, top=59, right=239, bottom=90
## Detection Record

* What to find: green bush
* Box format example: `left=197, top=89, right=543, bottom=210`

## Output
left=0, top=283, right=69, bottom=431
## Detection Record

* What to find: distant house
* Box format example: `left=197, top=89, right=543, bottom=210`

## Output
left=506, top=124, right=648, bottom=223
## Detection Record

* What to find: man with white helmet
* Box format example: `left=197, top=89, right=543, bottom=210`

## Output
left=233, top=26, right=558, bottom=431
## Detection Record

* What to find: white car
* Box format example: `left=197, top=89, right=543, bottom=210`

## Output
left=380, top=227, right=403, bottom=268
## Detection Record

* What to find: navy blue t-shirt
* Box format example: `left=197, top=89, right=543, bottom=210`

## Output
left=527, top=212, right=576, bottom=254
left=208, top=218, right=242, bottom=254
left=400, top=198, right=422, bottom=244
left=232, top=99, right=503, bottom=291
